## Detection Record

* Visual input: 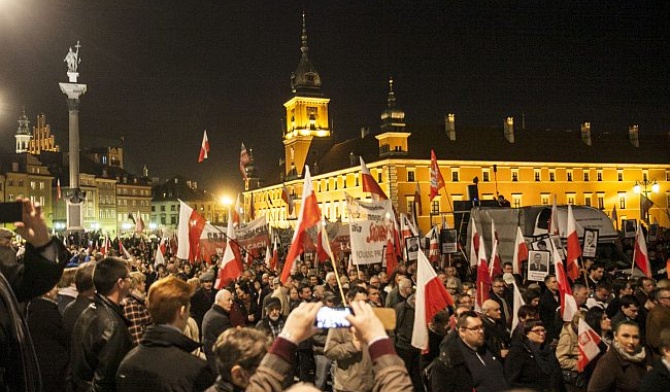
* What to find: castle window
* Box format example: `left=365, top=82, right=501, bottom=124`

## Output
left=407, top=170, right=415, bottom=182
left=534, top=169, right=541, bottom=182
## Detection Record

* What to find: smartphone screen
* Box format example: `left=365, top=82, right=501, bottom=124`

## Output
left=0, top=202, right=22, bottom=223
left=314, top=307, right=352, bottom=329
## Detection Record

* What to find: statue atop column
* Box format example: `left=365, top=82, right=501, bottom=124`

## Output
left=64, top=41, right=82, bottom=82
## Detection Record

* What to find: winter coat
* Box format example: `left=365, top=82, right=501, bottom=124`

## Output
left=505, top=338, right=563, bottom=392
left=70, top=293, right=134, bottom=392
left=116, top=324, right=215, bottom=391
left=325, top=327, right=373, bottom=392
left=640, top=358, right=670, bottom=392
left=27, top=297, right=69, bottom=392
left=587, top=343, right=649, bottom=392
left=201, top=304, right=233, bottom=371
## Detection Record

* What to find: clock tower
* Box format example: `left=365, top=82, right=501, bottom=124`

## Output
left=283, top=12, right=331, bottom=179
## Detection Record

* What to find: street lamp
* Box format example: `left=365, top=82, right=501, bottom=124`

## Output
left=633, top=179, right=660, bottom=224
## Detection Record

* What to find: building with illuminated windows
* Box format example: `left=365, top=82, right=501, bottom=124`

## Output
left=243, top=15, right=670, bottom=234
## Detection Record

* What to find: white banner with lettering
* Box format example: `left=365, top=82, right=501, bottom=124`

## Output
left=345, top=193, right=394, bottom=265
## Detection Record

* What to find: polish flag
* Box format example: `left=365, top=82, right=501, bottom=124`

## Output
left=316, top=220, right=334, bottom=263
left=414, top=182, right=423, bottom=215
left=119, top=240, right=132, bottom=260
left=510, top=281, right=526, bottom=336
left=634, top=222, right=651, bottom=277
left=198, top=130, right=209, bottom=163
left=215, top=209, right=243, bottom=289
left=177, top=201, right=207, bottom=263
left=281, top=183, right=294, bottom=216
left=475, top=237, right=491, bottom=310
left=264, top=245, right=272, bottom=270
left=551, top=241, right=578, bottom=322
left=360, top=157, right=388, bottom=201
left=280, top=166, right=321, bottom=283
left=232, top=194, right=241, bottom=227
left=154, top=245, right=166, bottom=267
left=577, top=318, right=602, bottom=371
left=135, top=210, right=145, bottom=234
left=100, top=235, right=110, bottom=256
left=566, top=205, right=582, bottom=281
left=428, top=226, right=440, bottom=264
left=270, top=239, right=279, bottom=271
left=512, top=226, right=528, bottom=275
left=240, top=143, right=250, bottom=181
left=56, top=178, right=62, bottom=200
left=429, top=150, right=446, bottom=201
left=159, top=237, right=167, bottom=256
left=469, top=216, right=480, bottom=267
left=489, top=220, right=503, bottom=278
left=550, top=195, right=560, bottom=235
left=412, top=251, right=454, bottom=350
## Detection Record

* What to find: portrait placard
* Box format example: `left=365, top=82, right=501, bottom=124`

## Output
left=527, top=250, right=550, bottom=282
left=582, top=228, right=599, bottom=259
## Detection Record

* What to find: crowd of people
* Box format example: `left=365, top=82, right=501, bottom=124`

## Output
left=1, top=198, right=670, bottom=392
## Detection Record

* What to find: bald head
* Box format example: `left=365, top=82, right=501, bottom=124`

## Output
left=482, top=299, right=502, bottom=320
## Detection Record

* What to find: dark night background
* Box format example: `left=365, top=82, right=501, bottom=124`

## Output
left=0, top=1, right=667, bottom=196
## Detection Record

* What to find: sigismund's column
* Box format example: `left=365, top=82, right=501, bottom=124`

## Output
left=59, top=41, right=87, bottom=232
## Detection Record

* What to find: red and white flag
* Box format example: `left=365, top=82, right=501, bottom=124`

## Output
left=281, top=183, right=294, bottom=216
left=578, top=318, right=602, bottom=371
left=550, top=194, right=560, bottom=235
left=412, top=250, right=454, bottom=350
left=634, top=221, right=651, bottom=277
left=159, top=237, right=167, bottom=256
left=232, top=194, right=242, bottom=227
left=135, top=210, right=145, bottom=234
left=270, top=238, right=279, bottom=271
left=385, top=222, right=397, bottom=275
left=56, top=178, right=62, bottom=200
left=100, top=235, right=110, bottom=256
left=489, top=220, right=503, bottom=278
left=177, top=200, right=207, bottom=263
left=552, top=241, right=578, bottom=322
left=429, top=150, right=446, bottom=201
left=215, top=209, right=243, bottom=289
left=360, top=157, right=388, bottom=201
left=240, top=143, right=250, bottom=181
left=512, top=226, right=528, bottom=274
left=317, top=220, right=334, bottom=263
left=511, top=281, right=525, bottom=335
left=475, top=237, right=491, bottom=310
left=154, top=245, right=166, bottom=267
left=264, top=245, right=272, bottom=270
left=280, top=166, right=321, bottom=283
left=566, top=205, right=582, bottom=281
left=198, top=130, right=209, bottom=163
left=469, top=216, right=480, bottom=267
left=119, top=240, right=132, bottom=260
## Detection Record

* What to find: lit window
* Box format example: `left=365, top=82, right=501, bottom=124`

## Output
left=512, top=194, right=522, bottom=208
left=618, top=192, right=626, bottom=209
left=566, top=193, right=576, bottom=205
left=540, top=194, right=550, bottom=205
left=431, top=200, right=440, bottom=214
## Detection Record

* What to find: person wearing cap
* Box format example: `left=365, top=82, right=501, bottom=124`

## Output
left=256, top=297, right=285, bottom=340
left=190, top=271, right=218, bottom=340
left=0, top=198, right=70, bottom=392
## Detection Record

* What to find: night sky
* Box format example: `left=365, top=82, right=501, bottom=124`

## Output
left=0, top=1, right=667, bottom=195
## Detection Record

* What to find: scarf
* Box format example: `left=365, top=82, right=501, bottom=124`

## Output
left=528, top=340, right=556, bottom=376
left=612, top=339, right=646, bottom=363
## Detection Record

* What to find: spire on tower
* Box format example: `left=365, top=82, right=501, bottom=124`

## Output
left=387, top=77, right=396, bottom=108
left=301, top=11, right=308, bottom=54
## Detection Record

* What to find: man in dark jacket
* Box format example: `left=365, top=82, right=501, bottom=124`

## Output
left=538, top=274, right=560, bottom=342
left=116, top=276, right=215, bottom=391
left=640, top=334, right=670, bottom=392
left=70, top=257, right=134, bottom=392
left=63, top=261, right=96, bottom=338
left=394, top=292, right=422, bottom=392
left=202, top=289, right=234, bottom=371
left=0, top=199, right=69, bottom=392
left=431, top=311, right=507, bottom=392
left=191, top=272, right=218, bottom=338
